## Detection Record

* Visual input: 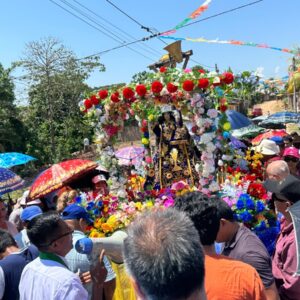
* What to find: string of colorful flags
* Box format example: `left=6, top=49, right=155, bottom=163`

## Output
left=160, top=35, right=297, bottom=55
left=162, top=0, right=212, bottom=36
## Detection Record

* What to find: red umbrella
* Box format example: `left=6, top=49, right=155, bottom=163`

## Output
left=28, top=159, right=97, bottom=200
left=251, top=129, right=288, bottom=145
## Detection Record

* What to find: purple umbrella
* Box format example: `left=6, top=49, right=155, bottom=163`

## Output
left=115, top=146, right=145, bottom=166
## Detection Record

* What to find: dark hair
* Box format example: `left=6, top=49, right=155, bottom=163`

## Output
left=27, top=212, right=63, bottom=250
left=0, top=229, right=17, bottom=254
left=174, top=191, right=220, bottom=245
left=123, top=209, right=205, bottom=300
left=214, top=199, right=235, bottom=222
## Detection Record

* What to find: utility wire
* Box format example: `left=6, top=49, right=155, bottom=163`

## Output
left=56, top=0, right=155, bottom=60
left=179, top=0, right=263, bottom=29
left=106, top=0, right=168, bottom=45
left=71, top=0, right=161, bottom=57
left=50, top=0, right=155, bottom=61
left=79, top=0, right=263, bottom=62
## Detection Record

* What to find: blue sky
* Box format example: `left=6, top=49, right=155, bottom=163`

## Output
left=1, top=0, right=299, bottom=101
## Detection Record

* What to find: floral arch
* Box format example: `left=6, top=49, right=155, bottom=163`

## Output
left=79, top=67, right=235, bottom=195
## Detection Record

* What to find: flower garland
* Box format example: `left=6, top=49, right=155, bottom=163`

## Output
left=79, top=67, right=235, bottom=194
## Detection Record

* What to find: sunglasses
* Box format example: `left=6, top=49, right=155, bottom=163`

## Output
left=284, top=156, right=299, bottom=163
left=40, top=229, right=74, bottom=247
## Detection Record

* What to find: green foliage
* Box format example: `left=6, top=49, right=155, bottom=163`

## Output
left=0, top=64, right=26, bottom=152
left=17, top=37, right=104, bottom=164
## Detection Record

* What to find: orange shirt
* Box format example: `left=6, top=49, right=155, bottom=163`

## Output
left=205, top=254, right=266, bottom=300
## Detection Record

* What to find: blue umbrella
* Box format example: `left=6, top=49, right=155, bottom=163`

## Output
left=260, top=111, right=300, bottom=127
left=225, top=110, right=252, bottom=130
left=0, top=152, right=36, bottom=168
left=0, top=168, right=24, bottom=196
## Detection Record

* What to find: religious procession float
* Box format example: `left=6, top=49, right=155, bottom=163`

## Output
left=75, top=66, right=280, bottom=260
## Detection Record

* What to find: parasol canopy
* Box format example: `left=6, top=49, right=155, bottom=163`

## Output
left=0, top=168, right=24, bottom=196
left=0, top=152, right=36, bottom=168
left=259, top=111, right=300, bottom=128
left=225, top=110, right=252, bottom=130
left=115, top=146, right=145, bottom=166
left=231, top=124, right=265, bottom=139
left=251, top=129, right=288, bottom=145
left=28, top=159, right=97, bottom=200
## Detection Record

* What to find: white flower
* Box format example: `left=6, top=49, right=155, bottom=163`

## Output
left=209, top=181, right=219, bottom=192
left=207, top=109, right=218, bottom=119
left=200, top=133, right=213, bottom=144
left=206, top=142, right=216, bottom=152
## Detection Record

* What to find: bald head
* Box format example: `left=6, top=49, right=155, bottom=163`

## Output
left=266, top=160, right=290, bottom=181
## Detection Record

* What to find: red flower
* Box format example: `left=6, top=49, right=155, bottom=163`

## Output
left=136, top=84, right=147, bottom=97
left=122, top=87, right=135, bottom=99
left=198, top=78, right=209, bottom=89
left=222, top=72, right=234, bottom=84
left=220, top=104, right=228, bottom=113
left=191, top=125, right=198, bottom=134
left=110, top=92, right=120, bottom=103
left=98, top=90, right=108, bottom=99
left=84, top=98, right=92, bottom=109
left=140, top=127, right=148, bottom=133
left=90, top=95, right=99, bottom=106
left=182, top=80, right=194, bottom=92
left=198, top=69, right=206, bottom=74
left=166, top=82, right=178, bottom=93
left=151, top=81, right=163, bottom=94
left=160, top=66, right=167, bottom=73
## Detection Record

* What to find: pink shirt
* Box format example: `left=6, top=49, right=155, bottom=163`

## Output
left=272, top=219, right=300, bottom=300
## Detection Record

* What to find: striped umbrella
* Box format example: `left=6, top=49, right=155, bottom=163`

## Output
left=0, top=168, right=24, bottom=196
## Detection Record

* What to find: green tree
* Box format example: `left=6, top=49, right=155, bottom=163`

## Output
left=18, top=37, right=104, bottom=163
left=0, top=64, right=26, bottom=152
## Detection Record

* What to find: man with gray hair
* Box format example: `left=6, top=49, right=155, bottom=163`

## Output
left=123, top=209, right=206, bottom=300
left=266, top=160, right=290, bottom=181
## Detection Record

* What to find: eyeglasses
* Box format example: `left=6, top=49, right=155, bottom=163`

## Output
left=40, top=229, right=74, bottom=247
left=284, top=156, right=299, bottom=163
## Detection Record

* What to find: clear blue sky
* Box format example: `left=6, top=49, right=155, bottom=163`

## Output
left=1, top=0, right=299, bottom=101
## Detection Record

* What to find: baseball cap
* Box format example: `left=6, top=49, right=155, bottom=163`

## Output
left=269, top=136, right=283, bottom=145
left=283, top=147, right=300, bottom=159
left=264, top=174, right=300, bottom=204
left=61, top=204, right=93, bottom=225
left=20, top=205, right=43, bottom=222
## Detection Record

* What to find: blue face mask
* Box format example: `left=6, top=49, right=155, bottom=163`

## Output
left=75, top=237, right=93, bottom=254
left=214, top=242, right=224, bottom=254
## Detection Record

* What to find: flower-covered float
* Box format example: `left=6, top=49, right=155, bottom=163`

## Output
left=77, top=66, right=279, bottom=259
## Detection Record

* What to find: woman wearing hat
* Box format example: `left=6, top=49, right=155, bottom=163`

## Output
left=282, top=147, right=300, bottom=178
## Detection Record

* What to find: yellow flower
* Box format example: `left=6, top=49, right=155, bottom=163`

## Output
left=223, top=122, right=231, bottom=131
left=89, top=229, right=105, bottom=238
left=145, top=201, right=153, bottom=208
left=135, top=202, right=142, bottom=210
left=94, top=218, right=102, bottom=229
left=142, top=138, right=149, bottom=145
left=148, top=114, right=154, bottom=121
left=101, top=223, right=114, bottom=233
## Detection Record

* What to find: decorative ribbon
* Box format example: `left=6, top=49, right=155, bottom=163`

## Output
left=161, top=0, right=212, bottom=36
left=160, top=35, right=298, bottom=55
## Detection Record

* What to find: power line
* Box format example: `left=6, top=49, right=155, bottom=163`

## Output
left=106, top=0, right=168, bottom=45
left=56, top=0, right=155, bottom=61
left=50, top=0, right=155, bottom=61
left=179, top=0, right=263, bottom=29
left=71, top=0, right=161, bottom=57
left=78, top=0, right=263, bottom=62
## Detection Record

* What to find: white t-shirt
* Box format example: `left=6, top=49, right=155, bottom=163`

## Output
left=19, top=257, right=88, bottom=300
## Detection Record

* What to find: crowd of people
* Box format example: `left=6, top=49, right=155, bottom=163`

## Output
left=0, top=132, right=300, bottom=299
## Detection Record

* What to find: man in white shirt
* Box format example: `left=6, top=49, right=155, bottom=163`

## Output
left=19, top=212, right=88, bottom=300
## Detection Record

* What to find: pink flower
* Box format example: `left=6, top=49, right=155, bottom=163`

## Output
left=171, top=181, right=188, bottom=191
left=184, top=68, right=192, bottom=73
left=164, top=198, right=175, bottom=208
